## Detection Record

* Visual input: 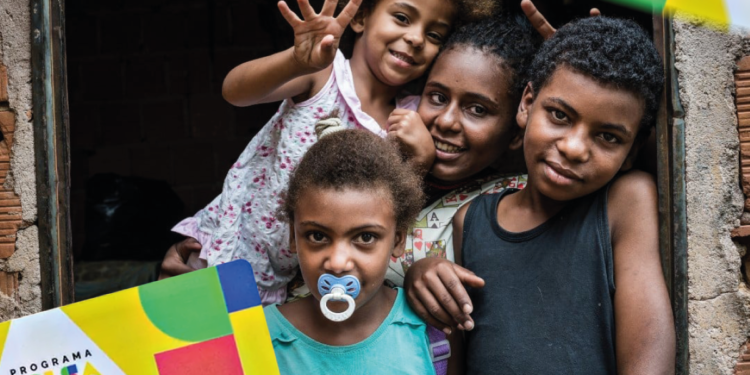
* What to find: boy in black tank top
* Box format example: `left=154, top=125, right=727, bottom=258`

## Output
left=404, top=17, right=675, bottom=374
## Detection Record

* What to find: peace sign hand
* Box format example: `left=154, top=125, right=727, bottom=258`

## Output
left=278, top=0, right=362, bottom=73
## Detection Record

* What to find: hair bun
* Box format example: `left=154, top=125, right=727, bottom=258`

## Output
left=315, top=117, right=347, bottom=139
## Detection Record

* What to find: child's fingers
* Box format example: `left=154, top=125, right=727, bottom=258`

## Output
left=297, top=0, right=317, bottom=20
left=454, top=263, right=485, bottom=289
left=427, top=269, right=470, bottom=324
left=590, top=8, right=601, bottom=17
left=175, top=238, right=203, bottom=261
left=336, top=0, right=362, bottom=29
left=278, top=1, right=302, bottom=28
left=406, top=288, right=453, bottom=334
left=413, top=282, right=458, bottom=328
left=434, top=268, right=474, bottom=324
left=387, top=114, right=405, bottom=130
left=520, top=0, right=556, bottom=40
left=321, top=0, right=337, bottom=16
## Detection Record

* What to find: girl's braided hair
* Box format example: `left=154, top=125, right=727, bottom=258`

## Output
left=281, top=128, right=424, bottom=231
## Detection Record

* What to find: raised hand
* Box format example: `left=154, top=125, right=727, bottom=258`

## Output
left=521, top=0, right=600, bottom=40
left=278, top=0, right=362, bottom=72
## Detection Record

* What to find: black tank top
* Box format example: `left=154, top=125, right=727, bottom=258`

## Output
left=462, top=188, right=616, bottom=374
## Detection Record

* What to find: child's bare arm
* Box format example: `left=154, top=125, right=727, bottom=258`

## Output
left=222, top=0, right=361, bottom=106
left=387, top=109, right=436, bottom=175
left=609, top=171, right=675, bottom=375
left=404, top=203, right=484, bottom=333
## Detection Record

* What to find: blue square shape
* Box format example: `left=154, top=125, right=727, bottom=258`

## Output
left=216, top=260, right=262, bottom=313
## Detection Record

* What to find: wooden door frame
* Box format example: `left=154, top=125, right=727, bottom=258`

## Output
left=653, top=14, right=689, bottom=375
left=31, top=0, right=74, bottom=308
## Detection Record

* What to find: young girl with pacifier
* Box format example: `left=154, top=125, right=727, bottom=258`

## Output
left=265, top=126, right=461, bottom=374
left=167, top=0, right=475, bottom=305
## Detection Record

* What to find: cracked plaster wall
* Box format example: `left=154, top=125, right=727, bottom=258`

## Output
left=0, top=0, right=42, bottom=318
left=675, top=17, right=750, bottom=374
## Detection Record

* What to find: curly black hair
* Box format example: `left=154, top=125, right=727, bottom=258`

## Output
left=282, top=129, right=424, bottom=231
left=529, top=16, right=664, bottom=137
left=443, top=11, right=543, bottom=100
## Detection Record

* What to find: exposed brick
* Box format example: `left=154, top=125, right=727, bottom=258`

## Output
left=0, top=65, right=7, bottom=103
left=173, top=142, right=215, bottom=185
left=131, top=146, right=173, bottom=183
left=125, top=58, right=168, bottom=98
left=0, top=271, right=18, bottom=296
left=142, top=99, right=187, bottom=141
left=0, top=110, right=15, bottom=135
left=0, top=111, right=15, bottom=163
left=189, top=94, right=234, bottom=139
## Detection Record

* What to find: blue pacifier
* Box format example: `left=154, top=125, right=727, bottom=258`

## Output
left=317, top=274, right=361, bottom=322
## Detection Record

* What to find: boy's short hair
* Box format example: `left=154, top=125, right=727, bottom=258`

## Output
left=529, top=17, right=664, bottom=137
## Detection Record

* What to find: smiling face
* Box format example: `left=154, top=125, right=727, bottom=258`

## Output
left=517, top=66, right=644, bottom=202
left=351, top=0, right=455, bottom=87
left=290, top=187, right=404, bottom=314
left=418, top=46, right=517, bottom=182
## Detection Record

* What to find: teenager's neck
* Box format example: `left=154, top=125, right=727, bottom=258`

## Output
left=498, top=181, right=568, bottom=233
left=349, top=50, right=400, bottom=128
left=284, top=285, right=396, bottom=346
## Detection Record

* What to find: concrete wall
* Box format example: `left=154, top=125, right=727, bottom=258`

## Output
left=674, top=17, right=750, bottom=374
left=0, top=0, right=42, bottom=319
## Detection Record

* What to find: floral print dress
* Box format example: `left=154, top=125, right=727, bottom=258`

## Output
left=172, top=50, right=418, bottom=305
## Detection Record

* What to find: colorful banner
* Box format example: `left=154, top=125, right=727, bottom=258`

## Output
left=0, top=260, right=279, bottom=375
left=606, top=0, right=750, bottom=29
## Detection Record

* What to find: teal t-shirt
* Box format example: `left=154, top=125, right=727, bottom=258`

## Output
left=265, top=287, right=437, bottom=375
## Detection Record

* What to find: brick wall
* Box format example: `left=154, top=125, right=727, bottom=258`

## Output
left=66, top=0, right=292, bottom=257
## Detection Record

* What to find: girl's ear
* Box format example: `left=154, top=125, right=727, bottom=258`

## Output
left=512, top=83, right=535, bottom=151
left=391, top=230, right=406, bottom=258
left=289, top=224, right=298, bottom=254
left=350, top=9, right=366, bottom=33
